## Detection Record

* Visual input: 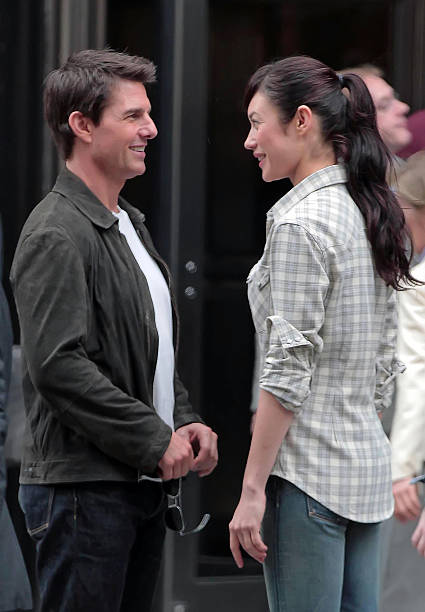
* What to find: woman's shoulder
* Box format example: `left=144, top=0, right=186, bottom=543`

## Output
left=275, top=185, right=361, bottom=247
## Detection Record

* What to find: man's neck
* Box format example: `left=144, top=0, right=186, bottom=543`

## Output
left=65, top=158, right=123, bottom=212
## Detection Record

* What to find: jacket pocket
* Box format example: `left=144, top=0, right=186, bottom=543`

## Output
left=19, top=484, right=54, bottom=541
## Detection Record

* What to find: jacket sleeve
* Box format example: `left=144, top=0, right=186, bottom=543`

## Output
left=374, top=287, right=405, bottom=414
left=391, top=280, right=425, bottom=481
left=11, top=227, right=173, bottom=474
left=259, top=223, right=329, bottom=414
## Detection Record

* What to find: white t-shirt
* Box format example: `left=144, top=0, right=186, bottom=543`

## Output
left=112, top=207, right=175, bottom=429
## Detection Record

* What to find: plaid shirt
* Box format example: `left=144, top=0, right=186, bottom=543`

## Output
left=248, top=165, right=401, bottom=522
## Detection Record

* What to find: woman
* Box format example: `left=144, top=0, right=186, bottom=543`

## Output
left=229, top=56, right=416, bottom=612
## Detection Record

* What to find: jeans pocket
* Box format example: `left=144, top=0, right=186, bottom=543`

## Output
left=19, top=484, right=55, bottom=541
left=306, top=495, right=347, bottom=526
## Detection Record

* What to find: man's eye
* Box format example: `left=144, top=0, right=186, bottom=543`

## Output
left=377, top=100, right=393, bottom=112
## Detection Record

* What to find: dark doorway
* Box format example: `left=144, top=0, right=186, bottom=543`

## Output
left=107, top=1, right=402, bottom=610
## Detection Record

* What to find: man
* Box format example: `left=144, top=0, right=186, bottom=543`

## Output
left=10, top=49, right=218, bottom=612
left=340, top=64, right=412, bottom=155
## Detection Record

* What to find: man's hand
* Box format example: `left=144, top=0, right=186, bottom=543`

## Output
left=229, top=487, right=268, bottom=568
left=158, top=431, right=194, bottom=481
left=412, top=508, right=425, bottom=557
left=393, top=476, right=422, bottom=522
left=176, top=423, right=218, bottom=477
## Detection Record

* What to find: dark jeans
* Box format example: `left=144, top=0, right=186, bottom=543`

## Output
left=19, top=481, right=166, bottom=612
left=262, top=478, right=382, bottom=612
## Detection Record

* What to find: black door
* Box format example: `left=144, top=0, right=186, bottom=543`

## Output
left=107, top=1, right=410, bottom=610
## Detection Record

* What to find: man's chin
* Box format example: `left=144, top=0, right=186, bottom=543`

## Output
left=393, top=131, right=413, bottom=154
left=127, top=164, right=147, bottom=179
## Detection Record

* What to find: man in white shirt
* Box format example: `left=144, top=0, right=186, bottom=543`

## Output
left=11, top=49, right=218, bottom=612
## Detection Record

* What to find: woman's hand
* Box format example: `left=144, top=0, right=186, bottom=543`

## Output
left=229, top=486, right=268, bottom=568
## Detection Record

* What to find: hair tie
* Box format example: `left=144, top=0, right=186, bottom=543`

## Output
left=337, top=73, right=345, bottom=87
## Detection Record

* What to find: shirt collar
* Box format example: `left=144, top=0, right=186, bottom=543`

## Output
left=266, top=164, right=347, bottom=230
left=52, top=167, right=146, bottom=229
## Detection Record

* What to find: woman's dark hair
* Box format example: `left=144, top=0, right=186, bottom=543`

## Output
left=244, top=55, right=415, bottom=290
left=44, top=48, right=156, bottom=160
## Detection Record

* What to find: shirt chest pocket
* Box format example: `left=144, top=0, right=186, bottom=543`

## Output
left=247, top=263, right=270, bottom=288
left=247, top=265, right=271, bottom=330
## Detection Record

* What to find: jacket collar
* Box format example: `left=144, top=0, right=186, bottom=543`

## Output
left=267, top=164, right=347, bottom=230
left=52, top=167, right=146, bottom=229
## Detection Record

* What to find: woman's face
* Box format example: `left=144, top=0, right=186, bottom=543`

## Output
left=244, top=91, right=301, bottom=183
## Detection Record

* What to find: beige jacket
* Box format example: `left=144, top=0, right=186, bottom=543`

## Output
left=391, top=257, right=425, bottom=481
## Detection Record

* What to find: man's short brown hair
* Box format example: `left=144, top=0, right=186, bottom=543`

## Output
left=44, top=48, right=157, bottom=159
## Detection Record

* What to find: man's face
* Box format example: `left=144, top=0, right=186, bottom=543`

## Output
left=363, top=75, right=411, bottom=154
left=89, top=79, right=157, bottom=185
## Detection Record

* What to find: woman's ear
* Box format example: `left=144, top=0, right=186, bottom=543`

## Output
left=68, top=111, right=93, bottom=144
left=295, top=105, right=313, bottom=132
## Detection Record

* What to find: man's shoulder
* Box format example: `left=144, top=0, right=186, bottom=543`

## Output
left=20, top=185, right=95, bottom=244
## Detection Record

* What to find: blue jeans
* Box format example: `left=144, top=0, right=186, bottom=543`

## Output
left=19, top=481, right=166, bottom=612
left=262, top=478, right=382, bottom=612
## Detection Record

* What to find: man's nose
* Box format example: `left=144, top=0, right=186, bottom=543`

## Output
left=140, top=116, right=158, bottom=140
left=397, top=99, right=410, bottom=116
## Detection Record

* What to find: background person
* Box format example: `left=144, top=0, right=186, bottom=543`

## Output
left=380, top=151, right=425, bottom=612
left=0, top=215, right=32, bottom=612
left=229, top=56, right=415, bottom=612
left=340, top=64, right=411, bottom=157
left=10, top=49, right=217, bottom=612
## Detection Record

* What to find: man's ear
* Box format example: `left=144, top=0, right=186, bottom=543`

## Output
left=68, top=111, right=94, bottom=144
left=295, top=105, right=313, bottom=132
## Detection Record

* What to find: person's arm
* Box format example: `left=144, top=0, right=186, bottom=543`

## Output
left=375, top=288, right=405, bottom=417
left=392, top=478, right=421, bottom=522
left=249, top=333, right=261, bottom=434
left=230, top=223, right=329, bottom=567
left=0, top=214, right=12, bottom=506
left=0, top=284, right=12, bottom=507
left=11, top=228, right=175, bottom=474
left=411, top=508, right=425, bottom=557
left=391, top=274, right=425, bottom=521
left=230, top=389, right=293, bottom=566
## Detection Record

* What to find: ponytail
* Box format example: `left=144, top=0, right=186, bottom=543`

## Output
left=337, top=73, right=415, bottom=289
left=245, top=56, right=417, bottom=290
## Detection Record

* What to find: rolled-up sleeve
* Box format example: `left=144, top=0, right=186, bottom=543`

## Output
left=259, top=223, right=329, bottom=413
left=374, top=288, right=405, bottom=414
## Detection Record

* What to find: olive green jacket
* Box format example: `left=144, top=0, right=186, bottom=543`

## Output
left=11, top=168, right=201, bottom=484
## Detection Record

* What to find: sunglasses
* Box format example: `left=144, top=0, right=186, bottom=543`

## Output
left=162, top=478, right=210, bottom=536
